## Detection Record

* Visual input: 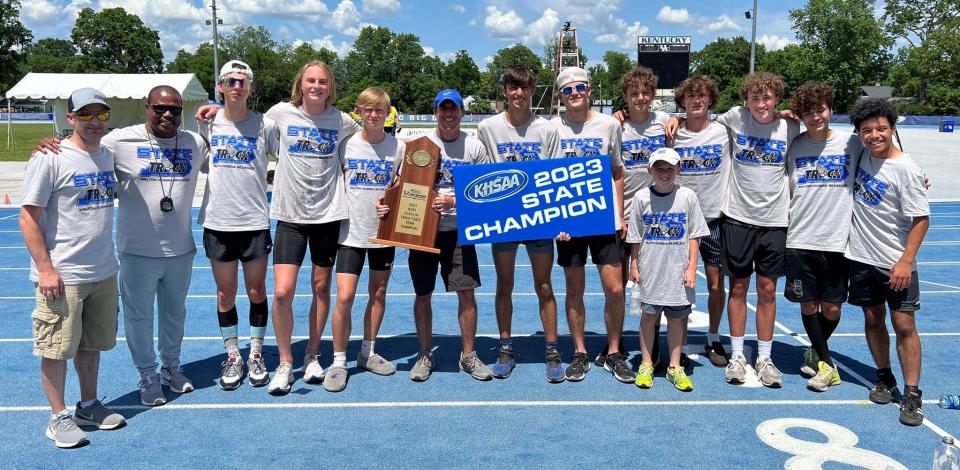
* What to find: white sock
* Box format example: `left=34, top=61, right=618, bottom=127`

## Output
left=731, top=336, right=745, bottom=359
left=52, top=409, right=69, bottom=420
left=707, top=333, right=720, bottom=345
left=333, top=351, right=347, bottom=368
left=250, top=338, right=263, bottom=356
left=225, top=338, right=240, bottom=356
left=758, top=340, right=773, bottom=361
left=361, top=340, right=375, bottom=357
left=79, top=399, right=97, bottom=409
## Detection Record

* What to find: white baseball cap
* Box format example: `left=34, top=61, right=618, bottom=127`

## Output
left=219, top=60, right=254, bottom=81
left=649, top=147, right=681, bottom=166
left=556, top=67, right=589, bottom=89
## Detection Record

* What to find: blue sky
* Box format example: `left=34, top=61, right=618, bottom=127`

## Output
left=18, top=0, right=821, bottom=67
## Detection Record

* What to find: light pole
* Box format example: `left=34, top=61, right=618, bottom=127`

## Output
left=745, top=0, right=758, bottom=74
left=206, top=0, right=223, bottom=102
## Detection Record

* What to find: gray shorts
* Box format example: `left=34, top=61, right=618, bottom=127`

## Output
left=640, top=302, right=692, bottom=319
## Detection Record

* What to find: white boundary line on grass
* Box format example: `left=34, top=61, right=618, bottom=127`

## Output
left=0, top=398, right=944, bottom=413
left=697, top=270, right=956, bottom=440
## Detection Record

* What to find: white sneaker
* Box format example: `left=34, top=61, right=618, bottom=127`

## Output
left=755, top=357, right=783, bottom=388
left=302, top=355, right=324, bottom=384
left=219, top=353, right=244, bottom=391
left=247, top=353, right=269, bottom=387
left=268, top=362, right=294, bottom=395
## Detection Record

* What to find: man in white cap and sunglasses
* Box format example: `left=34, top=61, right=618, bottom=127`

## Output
left=21, top=88, right=125, bottom=448
left=198, top=60, right=279, bottom=391
left=551, top=67, right=631, bottom=384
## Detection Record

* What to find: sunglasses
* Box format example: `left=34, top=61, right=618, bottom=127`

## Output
left=561, top=83, right=587, bottom=96
left=75, top=110, right=111, bottom=122
left=221, top=77, right=250, bottom=89
left=148, top=104, right=183, bottom=116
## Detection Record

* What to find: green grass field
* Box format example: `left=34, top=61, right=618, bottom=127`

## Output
left=1, top=123, right=57, bottom=161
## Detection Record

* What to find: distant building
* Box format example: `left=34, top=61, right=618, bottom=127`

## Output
left=859, top=86, right=894, bottom=99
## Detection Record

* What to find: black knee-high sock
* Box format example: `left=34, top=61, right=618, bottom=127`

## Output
left=801, top=313, right=831, bottom=364
left=818, top=310, right=840, bottom=341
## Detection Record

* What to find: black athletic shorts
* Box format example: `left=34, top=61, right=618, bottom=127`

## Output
left=335, top=245, right=396, bottom=274
left=272, top=220, right=341, bottom=267
left=409, top=230, right=481, bottom=296
left=203, top=228, right=272, bottom=263
left=784, top=248, right=849, bottom=304
left=720, top=218, right=786, bottom=278
left=847, top=259, right=920, bottom=312
left=699, top=219, right=722, bottom=268
left=557, top=233, right=622, bottom=268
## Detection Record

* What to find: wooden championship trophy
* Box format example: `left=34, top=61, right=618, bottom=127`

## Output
left=369, top=136, right=442, bottom=254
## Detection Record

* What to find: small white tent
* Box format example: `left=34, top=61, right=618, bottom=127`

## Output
left=5, top=73, right=209, bottom=149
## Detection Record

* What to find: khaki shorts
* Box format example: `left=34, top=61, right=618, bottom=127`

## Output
left=32, top=274, right=119, bottom=360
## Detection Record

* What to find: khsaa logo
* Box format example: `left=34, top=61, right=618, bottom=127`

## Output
left=464, top=170, right=528, bottom=203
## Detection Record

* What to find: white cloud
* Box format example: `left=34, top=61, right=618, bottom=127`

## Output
left=98, top=0, right=205, bottom=22
left=222, top=0, right=328, bottom=18
left=468, top=19, right=476, bottom=26
left=595, top=19, right=650, bottom=50
left=702, top=14, right=743, bottom=33
left=451, top=4, right=466, bottom=13
left=483, top=55, right=494, bottom=65
left=656, top=6, right=690, bottom=24
left=758, top=34, right=793, bottom=51
left=423, top=46, right=457, bottom=63
left=524, top=8, right=560, bottom=47
left=20, top=0, right=59, bottom=23
left=331, top=0, right=373, bottom=36
left=362, top=0, right=400, bottom=16
left=484, top=5, right=524, bottom=39
left=292, top=36, right=354, bottom=57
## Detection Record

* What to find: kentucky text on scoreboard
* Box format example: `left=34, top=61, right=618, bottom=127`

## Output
left=637, top=36, right=692, bottom=53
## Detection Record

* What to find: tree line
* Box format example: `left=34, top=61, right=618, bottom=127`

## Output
left=1, top=0, right=957, bottom=115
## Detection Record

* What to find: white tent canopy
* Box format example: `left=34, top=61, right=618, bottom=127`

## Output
left=5, top=73, right=209, bottom=149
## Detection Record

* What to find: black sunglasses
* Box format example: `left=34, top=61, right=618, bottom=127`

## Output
left=147, top=104, right=183, bottom=116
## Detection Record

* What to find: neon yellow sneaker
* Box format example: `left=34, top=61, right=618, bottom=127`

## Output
left=635, top=362, right=654, bottom=389
left=667, top=365, right=693, bottom=391
left=807, top=361, right=841, bottom=392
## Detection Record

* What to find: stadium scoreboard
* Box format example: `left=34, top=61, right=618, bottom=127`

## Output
left=637, top=36, right=691, bottom=89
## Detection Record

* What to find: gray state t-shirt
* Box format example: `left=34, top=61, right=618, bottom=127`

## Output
left=198, top=109, right=280, bottom=231
left=338, top=133, right=405, bottom=248
left=786, top=130, right=861, bottom=252
left=424, top=131, right=488, bottom=232
left=845, top=152, right=929, bottom=270
left=554, top=112, right=624, bottom=230
left=266, top=102, right=361, bottom=224
left=626, top=186, right=710, bottom=306
left=477, top=112, right=561, bottom=162
left=22, top=142, right=118, bottom=284
left=717, top=106, right=800, bottom=227
left=104, top=125, right=208, bottom=257
left=621, top=111, right=670, bottom=215
left=674, top=121, right=732, bottom=222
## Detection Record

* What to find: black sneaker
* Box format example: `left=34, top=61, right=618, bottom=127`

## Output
left=705, top=342, right=729, bottom=367
left=565, top=352, right=589, bottom=382
left=593, top=347, right=608, bottom=368
left=869, top=380, right=897, bottom=404
left=899, top=390, right=924, bottom=426
left=605, top=352, right=635, bottom=383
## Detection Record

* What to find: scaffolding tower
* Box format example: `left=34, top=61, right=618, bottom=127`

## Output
left=537, top=21, right=581, bottom=115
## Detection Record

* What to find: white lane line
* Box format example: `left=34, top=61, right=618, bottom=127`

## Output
left=0, top=399, right=943, bottom=413
left=920, top=279, right=960, bottom=290
left=2, top=331, right=958, bottom=343
left=3, top=290, right=960, bottom=301
left=922, top=241, right=960, bottom=246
